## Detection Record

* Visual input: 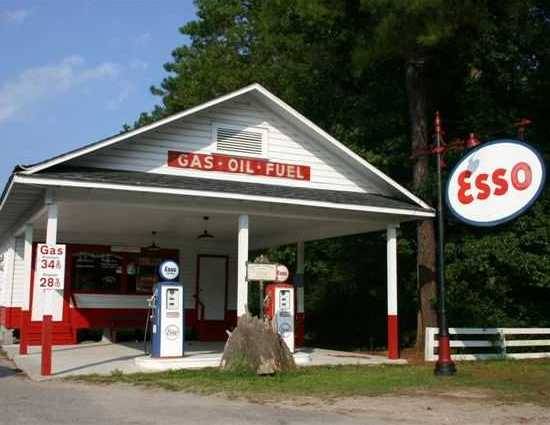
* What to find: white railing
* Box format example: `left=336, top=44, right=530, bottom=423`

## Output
left=425, top=327, right=550, bottom=361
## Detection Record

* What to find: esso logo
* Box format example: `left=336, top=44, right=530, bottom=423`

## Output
left=275, top=264, right=289, bottom=282
left=165, top=325, right=180, bottom=340
left=446, top=140, right=545, bottom=226
left=159, top=260, right=179, bottom=281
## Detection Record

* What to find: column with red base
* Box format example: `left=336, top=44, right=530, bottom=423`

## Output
left=19, top=310, right=30, bottom=355
left=387, top=225, right=399, bottom=360
left=41, top=315, right=53, bottom=376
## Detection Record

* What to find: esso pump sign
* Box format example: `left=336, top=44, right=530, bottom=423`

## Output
left=159, top=260, right=180, bottom=281
left=446, top=140, right=545, bottom=226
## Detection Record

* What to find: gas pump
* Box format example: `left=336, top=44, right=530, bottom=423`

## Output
left=263, top=282, right=295, bottom=353
left=150, top=260, right=184, bottom=358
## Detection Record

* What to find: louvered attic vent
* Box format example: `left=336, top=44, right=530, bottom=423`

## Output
left=215, top=125, right=266, bottom=157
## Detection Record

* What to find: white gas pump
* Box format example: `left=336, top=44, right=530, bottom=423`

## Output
left=151, top=260, right=184, bottom=358
left=264, top=283, right=295, bottom=353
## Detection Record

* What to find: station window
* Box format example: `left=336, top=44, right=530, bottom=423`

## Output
left=69, top=246, right=178, bottom=294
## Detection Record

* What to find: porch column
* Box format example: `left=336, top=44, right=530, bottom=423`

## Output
left=19, top=224, right=33, bottom=354
left=46, top=200, right=58, bottom=245
left=237, top=214, right=249, bottom=317
left=387, top=224, right=399, bottom=359
left=294, top=241, right=305, bottom=346
left=23, top=224, right=34, bottom=310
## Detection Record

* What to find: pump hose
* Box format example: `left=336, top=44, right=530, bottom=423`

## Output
left=143, top=308, right=150, bottom=354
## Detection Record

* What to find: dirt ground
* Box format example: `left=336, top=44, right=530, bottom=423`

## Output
left=1, top=354, right=549, bottom=425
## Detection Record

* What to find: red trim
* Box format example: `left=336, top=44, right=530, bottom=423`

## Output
left=387, top=314, right=399, bottom=359
left=0, top=306, right=22, bottom=329
left=19, top=310, right=30, bottom=354
left=41, top=315, right=52, bottom=376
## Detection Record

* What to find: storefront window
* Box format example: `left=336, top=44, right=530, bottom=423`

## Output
left=72, top=252, right=123, bottom=292
left=69, top=246, right=178, bottom=295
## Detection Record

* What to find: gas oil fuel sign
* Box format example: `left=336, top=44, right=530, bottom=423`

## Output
left=446, top=140, right=546, bottom=226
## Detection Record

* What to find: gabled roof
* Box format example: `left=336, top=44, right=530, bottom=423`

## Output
left=17, top=83, right=431, bottom=210
left=15, top=167, right=433, bottom=217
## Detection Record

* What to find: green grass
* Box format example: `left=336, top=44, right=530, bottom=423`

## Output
left=68, top=360, right=550, bottom=406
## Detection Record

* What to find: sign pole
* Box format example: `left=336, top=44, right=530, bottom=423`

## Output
left=434, top=112, right=456, bottom=376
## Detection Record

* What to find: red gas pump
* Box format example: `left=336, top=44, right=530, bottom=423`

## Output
left=263, top=282, right=298, bottom=352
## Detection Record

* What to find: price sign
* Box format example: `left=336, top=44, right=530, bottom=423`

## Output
left=34, top=244, right=66, bottom=291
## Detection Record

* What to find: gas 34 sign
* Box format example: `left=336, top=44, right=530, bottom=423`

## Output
left=446, top=140, right=546, bottom=226
left=34, top=244, right=66, bottom=290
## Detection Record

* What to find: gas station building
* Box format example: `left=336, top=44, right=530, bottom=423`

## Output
left=0, top=84, right=434, bottom=360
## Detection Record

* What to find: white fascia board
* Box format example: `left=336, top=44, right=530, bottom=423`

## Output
left=252, top=85, right=431, bottom=210
left=13, top=175, right=435, bottom=219
left=0, top=179, right=15, bottom=212
left=20, top=84, right=263, bottom=175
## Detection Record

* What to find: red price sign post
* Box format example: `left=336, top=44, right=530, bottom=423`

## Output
left=33, top=243, right=66, bottom=375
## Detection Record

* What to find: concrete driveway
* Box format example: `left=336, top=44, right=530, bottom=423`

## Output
left=3, top=340, right=404, bottom=380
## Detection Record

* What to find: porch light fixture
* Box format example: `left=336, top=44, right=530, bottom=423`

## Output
left=197, top=216, right=214, bottom=239
left=145, top=231, right=161, bottom=252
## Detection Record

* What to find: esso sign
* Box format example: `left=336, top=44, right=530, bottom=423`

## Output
left=446, top=140, right=545, bottom=226
left=158, top=260, right=179, bottom=281
left=275, top=264, right=289, bottom=282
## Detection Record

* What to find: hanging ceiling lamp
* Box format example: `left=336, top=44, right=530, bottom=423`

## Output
left=197, top=216, right=214, bottom=239
left=145, top=231, right=161, bottom=252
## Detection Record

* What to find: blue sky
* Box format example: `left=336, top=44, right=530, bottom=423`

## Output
left=0, top=0, right=196, bottom=185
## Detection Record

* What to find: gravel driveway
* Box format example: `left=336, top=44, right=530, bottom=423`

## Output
left=0, top=357, right=548, bottom=425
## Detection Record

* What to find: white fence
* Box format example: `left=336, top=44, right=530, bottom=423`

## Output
left=425, top=327, right=550, bottom=361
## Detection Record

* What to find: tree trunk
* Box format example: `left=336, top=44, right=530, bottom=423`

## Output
left=405, top=59, right=438, bottom=351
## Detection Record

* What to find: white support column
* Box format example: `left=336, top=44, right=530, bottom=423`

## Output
left=236, top=214, right=249, bottom=317
left=387, top=224, right=399, bottom=359
left=46, top=203, right=58, bottom=245
left=296, top=241, right=305, bottom=314
left=22, top=224, right=33, bottom=311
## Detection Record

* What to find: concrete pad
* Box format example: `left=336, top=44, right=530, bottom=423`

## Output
left=2, top=341, right=405, bottom=380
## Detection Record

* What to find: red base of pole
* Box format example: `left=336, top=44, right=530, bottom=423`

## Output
left=435, top=334, right=456, bottom=376
left=387, top=314, right=399, bottom=359
left=41, top=315, right=53, bottom=376
left=19, top=310, right=30, bottom=355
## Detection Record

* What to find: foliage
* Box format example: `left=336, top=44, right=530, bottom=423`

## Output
left=132, top=0, right=550, bottom=348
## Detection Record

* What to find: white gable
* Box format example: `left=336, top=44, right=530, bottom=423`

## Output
left=70, top=95, right=375, bottom=193
left=20, top=84, right=430, bottom=209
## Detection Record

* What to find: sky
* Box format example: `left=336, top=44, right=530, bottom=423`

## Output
left=0, top=0, right=197, bottom=186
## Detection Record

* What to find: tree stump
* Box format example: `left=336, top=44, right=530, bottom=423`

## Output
left=220, top=314, right=295, bottom=375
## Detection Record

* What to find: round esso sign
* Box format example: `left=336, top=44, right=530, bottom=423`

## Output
left=446, top=140, right=546, bottom=227
left=158, top=260, right=180, bottom=281
left=275, top=264, right=289, bottom=282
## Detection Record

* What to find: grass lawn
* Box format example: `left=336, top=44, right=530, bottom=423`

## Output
left=68, top=360, right=550, bottom=406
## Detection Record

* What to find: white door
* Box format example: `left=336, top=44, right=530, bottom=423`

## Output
left=197, top=256, right=227, bottom=321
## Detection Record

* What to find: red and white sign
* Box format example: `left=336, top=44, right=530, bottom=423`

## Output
left=167, top=151, right=311, bottom=181
left=275, top=264, right=289, bottom=282
left=34, top=244, right=66, bottom=291
left=446, top=140, right=545, bottom=226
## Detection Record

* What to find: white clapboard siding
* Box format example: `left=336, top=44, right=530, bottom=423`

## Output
left=0, top=241, right=8, bottom=307
left=10, top=237, right=26, bottom=308
left=71, top=96, right=375, bottom=193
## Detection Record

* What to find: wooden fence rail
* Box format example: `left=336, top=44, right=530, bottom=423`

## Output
left=424, top=327, right=550, bottom=361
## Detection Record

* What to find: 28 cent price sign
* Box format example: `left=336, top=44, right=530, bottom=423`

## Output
left=446, top=139, right=546, bottom=227
left=34, top=244, right=66, bottom=291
